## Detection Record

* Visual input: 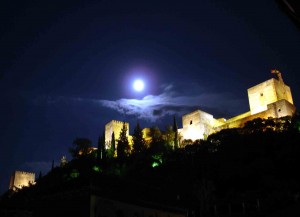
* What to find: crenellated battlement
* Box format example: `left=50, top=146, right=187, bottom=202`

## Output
left=15, top=170, right=35, bottom=176
left=111, top=120, right=129, bottom=125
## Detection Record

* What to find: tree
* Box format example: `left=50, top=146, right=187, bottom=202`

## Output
left=69, top=138, right=92, bottom=159
left=37, top=171, right=42, bottom=182
left=107, top=132, right=116, bottom=158
left=117, top=122, right=130, bottom=159
left=132, top=121, right=146, bottom=154
left=173, top=115, right=179, bottom=149
left=98, top=131, right=106, bottom=160
left=149, top=126, right=165, bottom=154
left=163, top=125, right=175, bottom=149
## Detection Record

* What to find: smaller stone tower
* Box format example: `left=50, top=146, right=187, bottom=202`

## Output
left=181, top=110, right=215, bottom=141
left=9, top=170, right=35, bottom=191
left=105, top=120, right=129, bottom=149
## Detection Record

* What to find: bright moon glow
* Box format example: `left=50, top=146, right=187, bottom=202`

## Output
left=133, top=79, right=145, bottom=92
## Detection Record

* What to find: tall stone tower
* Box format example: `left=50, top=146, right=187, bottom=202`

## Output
left=247, top=70, right=294, bottom=117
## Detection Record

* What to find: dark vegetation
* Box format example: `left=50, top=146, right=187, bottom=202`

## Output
left=1, top=115, right=300, bottom=217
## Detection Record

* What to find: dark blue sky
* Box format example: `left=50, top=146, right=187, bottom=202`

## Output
left=1, top=0, right=299, bottom=194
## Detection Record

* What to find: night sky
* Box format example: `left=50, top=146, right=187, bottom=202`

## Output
left=1, top=0, right=299, bottom=194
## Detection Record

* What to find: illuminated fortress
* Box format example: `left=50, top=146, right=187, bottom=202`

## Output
left=179, top=70, right=296, bottom=141
left=104, top=70, right=296, bottom=144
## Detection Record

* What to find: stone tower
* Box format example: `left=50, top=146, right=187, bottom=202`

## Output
left=105, top=120, right=129, bottom=149
left=181, top=110, right=215, bottom=141
left=9, top=171, right=35, bottom=191
left=247, top=70, right=294, bottom=115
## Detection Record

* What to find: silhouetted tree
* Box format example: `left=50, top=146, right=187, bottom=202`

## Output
left=132, top=121, right=146, bottom=154
left=107, top=132, right=116, bottom=158
left=181, top=139, right=193, bottom=147
left=243, top=118, right=264, bottom=133
left=117, top=122, right=130, bottom=159
left=149, top=126, right=165, bottom=154
left=292, top=113, right=300, bottom=132
left=98, top=131, right=106, bottom=160
left=173, top=115, right=179, bottom=149
left=69, top=138, right=92, bottom=159
left=194, top=178, right=216, bottom=216
left=38, top=171, right=42, bottom=182
left=163, top=125, right=175, bottom=150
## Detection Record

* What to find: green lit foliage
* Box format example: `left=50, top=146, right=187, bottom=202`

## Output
left=132, top=122, right=146, bottom=154
left=70, top=169, right=80, bottom=179
left=151, top=154, right=163, bottom=168
left=92, top=165, right=102, bottom=172
left=69, top=138, right=92, bottom=159
left=117, top=122, right=130, bottom=159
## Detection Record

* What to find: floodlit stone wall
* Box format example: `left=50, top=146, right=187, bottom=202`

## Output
left=181, top=110, right=215, bottom=140
left=105, top=120, right=129, bottom=149
left=9, top=171, right=35, bottom=191
left=247, top=78, right=293, bottom=115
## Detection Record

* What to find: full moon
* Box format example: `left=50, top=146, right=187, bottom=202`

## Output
left=133, top=79, right=145, bottom=92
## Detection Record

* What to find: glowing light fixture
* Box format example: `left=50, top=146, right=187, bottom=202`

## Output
left=133, top=79, right=145, bottom=92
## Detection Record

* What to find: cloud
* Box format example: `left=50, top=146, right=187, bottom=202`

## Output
left=98, top=84, right=244, bottom=121
left=34, top=84, right=246, bottom=122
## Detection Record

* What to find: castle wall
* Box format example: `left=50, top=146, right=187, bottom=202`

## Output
left=9, top=171, right=35, bottom=191
left=214, top=99, right=296, bottom=132
left=266, top=99, right=296, bottom=118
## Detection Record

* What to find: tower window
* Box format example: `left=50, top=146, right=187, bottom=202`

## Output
left=190, top=120, right=193, bottom=125
left=260, top=93, right=263, bottom=96
left=278, top=108, right=281, bottom=112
